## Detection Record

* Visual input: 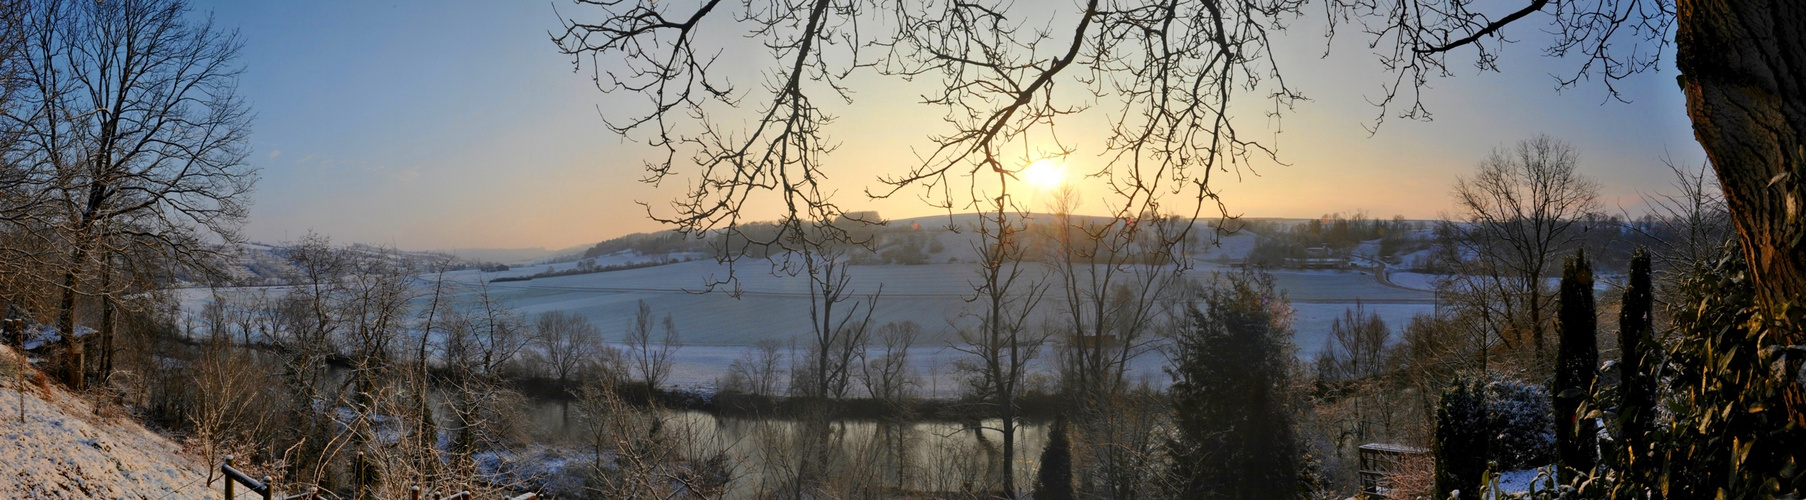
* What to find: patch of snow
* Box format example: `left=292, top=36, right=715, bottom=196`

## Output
left=21, top=324, right=95, bottom=351
left=1, top=347, right=220, bottom=498
left=1488, top=465, right=1556, bottom=498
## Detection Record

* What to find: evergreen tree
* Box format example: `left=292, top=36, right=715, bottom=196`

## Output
left=1033, top=418, right=1073, bottom=500
left=1616, top=248, right=1656, bottom=471
left=1554, top=249, right=1598, bottom=480
left=1165, top=270, right=1300, bottom=499
left=1435, top=377, right=1489, bottom=499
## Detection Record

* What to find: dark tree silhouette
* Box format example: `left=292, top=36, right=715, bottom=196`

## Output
left=1166, top=270, right=1300, bottom=499
left=552, top=0, right=1294, bottom=291
left=1032, top=418, right=1074, bottom=500
left=1434, top=377, right=1488, bottom=500
left=1553, top=249, right=1598, bottom=480
left=1615, top=248, right=1657, bottom=479
left=1448, top=136, right=1599, bottom=360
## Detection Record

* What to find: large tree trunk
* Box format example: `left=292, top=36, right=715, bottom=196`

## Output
left=1676, top=0, right=1806, bottom=421
left=57, top=268, right=83, bottom=390
left=1678, top=0, right=1806, bottom=311
left=57, top=235, right=92, bottom=390
left=98, top=269, right=113, bottom=385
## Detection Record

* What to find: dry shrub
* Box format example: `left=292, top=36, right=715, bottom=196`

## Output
left=1387, top=451, right=1436, bottom=500
left=187, top=340, right=274, bottom=486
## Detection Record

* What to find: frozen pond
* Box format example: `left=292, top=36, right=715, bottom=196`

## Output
left=523, top=403, right=1053, bottom=498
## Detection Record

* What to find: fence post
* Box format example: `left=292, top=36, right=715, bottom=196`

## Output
left=223, top=455, right=235, bottom=500
left=354, top=451, right=365, bottom=500
left=411, top=485, right=420, bottom=500
left=261, top=475, right=272, bottom=500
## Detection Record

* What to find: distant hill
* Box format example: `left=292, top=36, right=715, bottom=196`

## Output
left=438, top=247, right=560, bottom=265
left=212, top=242, right=498, bottom=286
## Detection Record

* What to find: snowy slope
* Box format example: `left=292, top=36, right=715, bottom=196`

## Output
left=0, top=347, right=220, bottom=499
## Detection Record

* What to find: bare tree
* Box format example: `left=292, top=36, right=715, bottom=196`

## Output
left=795, top=249, right=877, bottom=402
left=534, top=310, right=601, bottom=384
left=1043, top=187, right=1184, bottom=405
left=573, top=373, right=738, bottom=498
left=624, top=299, right=681, bottom=392
left=1036, top=188, right=1189, bottom=499
left=552, top=0, right=1294, bottom=292
left=1338, top=0, right=1805, bottom=319
left=859, top=320, right=918, bottom=405
left=187, top=333, right=272, bottom=487
left=1636, top=158, right=1732, bottom=285
left=1447, top=135, right=1599, bottom=362
left=439, top=279, right=531, bottom=476
left=953, top=187, right=1051, bottom=497
left=6, top=0, right=254, bottom=388
left=0, top=0, right=49, bottom=305
left=1316, top=302, right=1391, bottom=383
left=723, top=338, right=787, bottom=398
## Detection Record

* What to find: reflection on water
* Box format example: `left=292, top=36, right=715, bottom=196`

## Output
left=525, top=398, right=1048, bottom=496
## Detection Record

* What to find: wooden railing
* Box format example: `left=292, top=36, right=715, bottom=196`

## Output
left=221, top=455, right=317, bottom=500
left=220, top=455, right=538, bottom=500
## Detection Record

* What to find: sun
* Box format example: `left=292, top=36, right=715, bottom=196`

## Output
left=1022, top=158, right=1066, bottom=190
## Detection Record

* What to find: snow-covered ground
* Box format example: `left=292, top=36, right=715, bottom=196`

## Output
left=1193, top=231, right=1258, bottom=262
left=173, top=234, right=1441, bottom=396
left=1388, top=271, right=1441, bottom=292
left=1490, top=466, right=1556, bottom=498
left=1, top=347, right=221, bottom=498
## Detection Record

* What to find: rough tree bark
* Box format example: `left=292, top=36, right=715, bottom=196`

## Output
left=1676, top=0, right=1806, bottom=424
left=1677, top=1, right=1806, bottom=312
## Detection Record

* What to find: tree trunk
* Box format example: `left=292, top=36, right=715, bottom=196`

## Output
left=1676, top=0, right=1806, bottom=423
left=1003, top=402, right=1018, bottom=497
left=1529, top=284, right=1545, bottom=357
left=56, top=228, right=95, bottom=391
left=98, top=274, right=113, bottom=385
left=57, top=268, right=83, bottom=390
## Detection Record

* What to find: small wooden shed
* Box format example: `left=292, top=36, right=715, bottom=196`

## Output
left=1358, top=443, right=1430, bottom=498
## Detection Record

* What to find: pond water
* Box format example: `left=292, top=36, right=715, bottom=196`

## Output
left=521, top=398, right=1050, bottom=496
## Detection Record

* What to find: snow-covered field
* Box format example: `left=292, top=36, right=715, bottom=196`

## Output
left=176, top=248, right=1436, bottom=396
left=1388, top=271, right=1441, bottom=292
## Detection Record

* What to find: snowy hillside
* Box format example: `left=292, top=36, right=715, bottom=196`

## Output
left=0, top=346, right=220, bottom=498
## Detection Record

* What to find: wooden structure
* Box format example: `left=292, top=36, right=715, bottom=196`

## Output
left=221, top=455, right=313, bottom=500
left=1358, top=443, right=1429, bottom=498
left=221, top=455, right=538, bottom=500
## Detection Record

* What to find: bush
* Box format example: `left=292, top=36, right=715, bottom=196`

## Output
left=1436, top=374, right=1555, bottom=499
left=1482, top=376, right=1555, bottom=470
left=1436, top=377, right=1489, bottom=499
left=1570, top=241, right=1806, bottom=497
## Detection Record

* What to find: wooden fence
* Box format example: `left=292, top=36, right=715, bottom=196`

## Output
left=221, top=455, right=539, bottom=500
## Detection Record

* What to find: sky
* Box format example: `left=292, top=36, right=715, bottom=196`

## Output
left=194, top=0, right=1706, bottom=252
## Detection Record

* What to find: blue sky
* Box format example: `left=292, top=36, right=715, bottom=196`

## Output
left=197, top=0, right=1704, bottom=251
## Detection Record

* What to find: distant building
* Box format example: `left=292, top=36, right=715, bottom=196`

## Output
left=1286, top=245, right=1348, bottom=269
